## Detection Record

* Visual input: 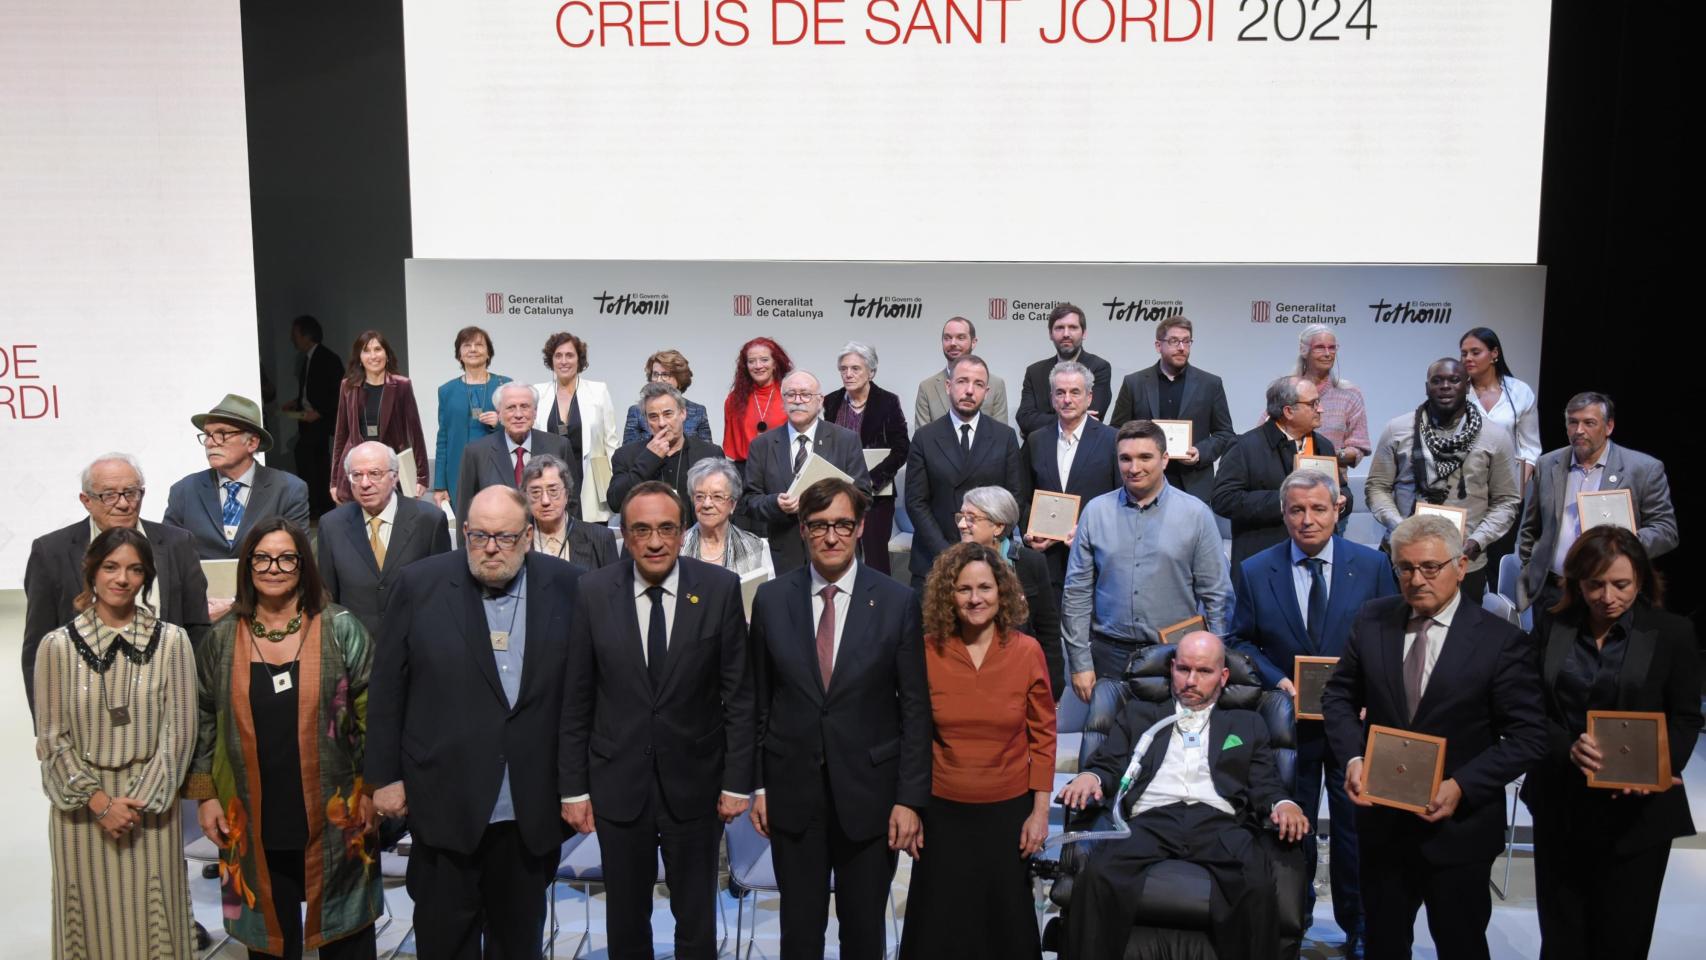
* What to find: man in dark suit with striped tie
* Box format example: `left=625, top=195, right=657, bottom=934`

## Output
left=748, top=478, right=931, bottom=960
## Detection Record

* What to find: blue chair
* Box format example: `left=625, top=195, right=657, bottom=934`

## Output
left=1496, top=553, right=1533, bottom=631
left=724, top=815, right=899, bottom=959
left=1056, top=688, right=1091, bottom=773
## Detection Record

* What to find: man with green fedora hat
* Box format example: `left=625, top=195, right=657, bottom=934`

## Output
left=164, top=393, right=310, bottom=563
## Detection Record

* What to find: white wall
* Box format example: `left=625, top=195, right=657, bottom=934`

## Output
left=0, top=1, right=258, bottom=585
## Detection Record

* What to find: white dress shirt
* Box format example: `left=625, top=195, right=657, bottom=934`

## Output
left=1131, top=702, right=1303, bottom=820
left=1402, top=587, right=1462, bottom=700
left=362, top=493, right=398, bottom=551
left=632, top=562, right=680, bottom=665
left=786, top=420, right=821, bottom=474
left=808, top=559, right=859, bottom=669
left=1056, top=417, right=1086, bottom=486
left=951, top=410, right=982, bottom=451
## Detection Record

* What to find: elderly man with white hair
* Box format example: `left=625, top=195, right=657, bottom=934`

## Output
left=455, top=381, right=574, bottom=521
left=22, top=451, right=210, bottom=717
left=316, top=440, right=453, bottom=640
left=739, top=369, right=872, bottom=574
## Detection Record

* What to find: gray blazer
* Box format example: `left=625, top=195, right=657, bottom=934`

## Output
left=21, top=518, right=211, bottom=717
left=317, top=494, right=454, bottom=640
left=455, top=429, right=574, bottom=521
left=740, top=420, right=872, bottom=575
left=1364, top=411, right=1521, bottom=573
left=914, top=369, right=1010, bottom=429
left=163, top=464, right=311, bottom=561
left=1516, top=442, right=1678, bottom=609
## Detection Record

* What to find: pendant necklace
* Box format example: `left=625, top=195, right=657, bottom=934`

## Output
left=753, top=384, right=776, bottom=433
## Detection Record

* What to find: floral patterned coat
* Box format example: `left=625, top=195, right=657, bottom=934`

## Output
left=186, top=606, right=381, bottom=953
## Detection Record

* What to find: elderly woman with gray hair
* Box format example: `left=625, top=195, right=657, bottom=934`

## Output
left=1289, top=323, right=1370, bottom=466
left=822, top=340, right=910, bottom=574
left=680, top=457, right=775, bottom=578
left=954, top=485, right=1065, bottom=700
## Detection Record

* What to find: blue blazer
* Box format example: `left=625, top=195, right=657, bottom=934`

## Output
left=1228, top=535, right=1397, bottom=689
left=621, top=399, right=713, bottom=446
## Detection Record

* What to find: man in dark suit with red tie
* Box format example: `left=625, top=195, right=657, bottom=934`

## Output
left=559, top=481, right=754, bottom=960
left=749, top=478, right=932, bottom=960
left=1321, top=514, right=1547, bottom=960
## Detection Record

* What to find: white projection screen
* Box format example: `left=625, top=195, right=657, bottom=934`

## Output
left=403, top=0, right=1553, bottom=264
left=0, top=1, right=258, bottom=586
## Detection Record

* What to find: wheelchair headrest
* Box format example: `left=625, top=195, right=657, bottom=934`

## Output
left=1122, top=643, right=1265, bottom=711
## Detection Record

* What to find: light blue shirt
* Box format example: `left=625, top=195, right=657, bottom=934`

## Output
left=1060, top=481, right=1233, bottom=673
left=482, top=566, right=527, bottom=823
left=1289, top=537, right=1335, bottom=623
left=1551, top=443, right=1609, bottom=574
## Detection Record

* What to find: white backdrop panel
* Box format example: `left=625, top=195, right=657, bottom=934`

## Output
left=0, top=1, right=258, bottom=586
left=405, top=260, right=1544, bottom=485
left=402, top=1, right=1552, bottom=264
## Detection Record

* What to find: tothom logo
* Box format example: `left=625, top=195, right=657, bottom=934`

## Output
left=733, top=294, right=752, bottom=317
left=988, top=298, right=1008, bottom=321
left=844, top=295, right=923, bottom=320
left=486, top=293, right=504, bottom=314
left=1251, top=300, right=1271, bottom=324
left=593, top=292, right=671, bottom=316
left=1103, top=298, right=1186, bottom=324
left=1368, top=299, right=1454, bottom=325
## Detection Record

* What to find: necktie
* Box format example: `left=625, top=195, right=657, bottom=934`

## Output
left=513, top=445, right=527, bottom=486
left=1303, top=557, right=1326, bottom=648
left=645, top=585, right=667, bottom=687
left=960, top=423, right=972, bottom=455
left=220, top=480, right=245, bottom=544
left=368, top=515, right=386, bottom=569
left=793, top=435, right=809, bottom=475
left=816, top=584, right=839, bottom=690
left=1404, top=617, right=1430, bottom=722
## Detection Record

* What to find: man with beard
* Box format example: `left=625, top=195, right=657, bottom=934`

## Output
left=1015, top=303, right=1113, bottom=436
left=1108, top=317, right=1236, bottom=504
left=741, top=370, right=872, bottom=575
left=1365, top=358, right=1520, bottom=600
left=914, top=316, right=1011, bottom=427
left=1058, top=631, right=1309, bottom=960
left=367, top=486, right=584, bottom=957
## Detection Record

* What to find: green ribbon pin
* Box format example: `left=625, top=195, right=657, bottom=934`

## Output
left=1221, top=733, right=1245, bottom=750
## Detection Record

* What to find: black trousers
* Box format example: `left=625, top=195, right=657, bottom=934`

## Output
left=1090, top=635, right=1149, bottom=681
left=861, top=498, right=895, bottom=575
left=405, top=821, right=557, bottom=960
left=1293, top=723, right=1362, bottom=943
left=1067, top=802, right=1275, bottom=960
left=768, top=767, right=898, bottom=960
left=1361, top=840, right=1492, bottom=960
left=252, top=848, right=376, bottom=960
left=595, top=775, right=722, bottom=960
left=296, top=427, right=335, bottom=518
left=1533, top=811, right=1672, bottom=960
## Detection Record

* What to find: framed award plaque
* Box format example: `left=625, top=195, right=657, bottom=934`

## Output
left=1578, top=489, right=1636, bottom=533
left=1293, top=656, right=1339, bottom=721
left=1026, top=490, right=1082, bottom=542
left=1361, top=725, right=1447, bottom=815
left=1158, top=615, right=1205, bottom=645
left=1293, top=454, right=1339, bottom=482
left=1154, top=420, right=1194, bottom=461
left=1586, top=710, right=1671, bottom=792
left=1413, top=503, right=1468, bottom=536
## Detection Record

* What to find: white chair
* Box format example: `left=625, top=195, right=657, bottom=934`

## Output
left=1481, top=591, right=1521, bottom=629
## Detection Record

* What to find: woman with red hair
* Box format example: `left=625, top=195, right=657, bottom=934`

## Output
left=721, top=336, right=793, bottom=464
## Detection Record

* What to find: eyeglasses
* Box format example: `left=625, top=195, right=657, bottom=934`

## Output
left=1294, top=399, right=1322, bottom=409
left=781, top=390, right=818, bottom=402
left=804, top=519, right=858, bottom=538
left=692, top=492, right=732, bottom=505
left=251, top=552, right=301, bottom=573
left=625, top=523, right=683, bottom=541
left=526, top=484, right=567, bottom=502
left=1395, top=557, right=1460, bottom=579
left=196, top=429, right=247, bottom=446
left=648, top=370, right=675, bottom=383
left=1159, top=337, right=1193, bottom=348
left=89, top=487, right=145, bottom=506
left=466, top=529, right=528, bottom=550
left=953, top=512, right=994, bottom=527
left=347, top=469, right=396, bottom=484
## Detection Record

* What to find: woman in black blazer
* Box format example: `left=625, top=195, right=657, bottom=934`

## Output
left=954, top=486, right=1064, bottom=700
left=822, top=341, right=910, bottom=575
left=1524, top=525, right=1701, bottom=960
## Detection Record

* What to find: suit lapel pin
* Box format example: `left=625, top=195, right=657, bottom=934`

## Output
left=868, top=599, right=875, bottom=607
left=688, top=594, right=699, bottom=604
left=1608, top=475, right=1618, bottom=484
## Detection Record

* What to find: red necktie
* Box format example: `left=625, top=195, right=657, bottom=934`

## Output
left=513, top=445, right=526, bottom=486
left=816, top=585, right=839, bottom=690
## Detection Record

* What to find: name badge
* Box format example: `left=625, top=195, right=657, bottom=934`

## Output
left=272, top=672, right=294, bottom=694
left=365, top=425, right=379, bottom=437
left=222, top=524, right=240, bottom=542
left=490, top=631, right=509, bottom=651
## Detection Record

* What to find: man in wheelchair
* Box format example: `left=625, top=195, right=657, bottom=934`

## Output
left=1056, top=632, right=1310, bottom=960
